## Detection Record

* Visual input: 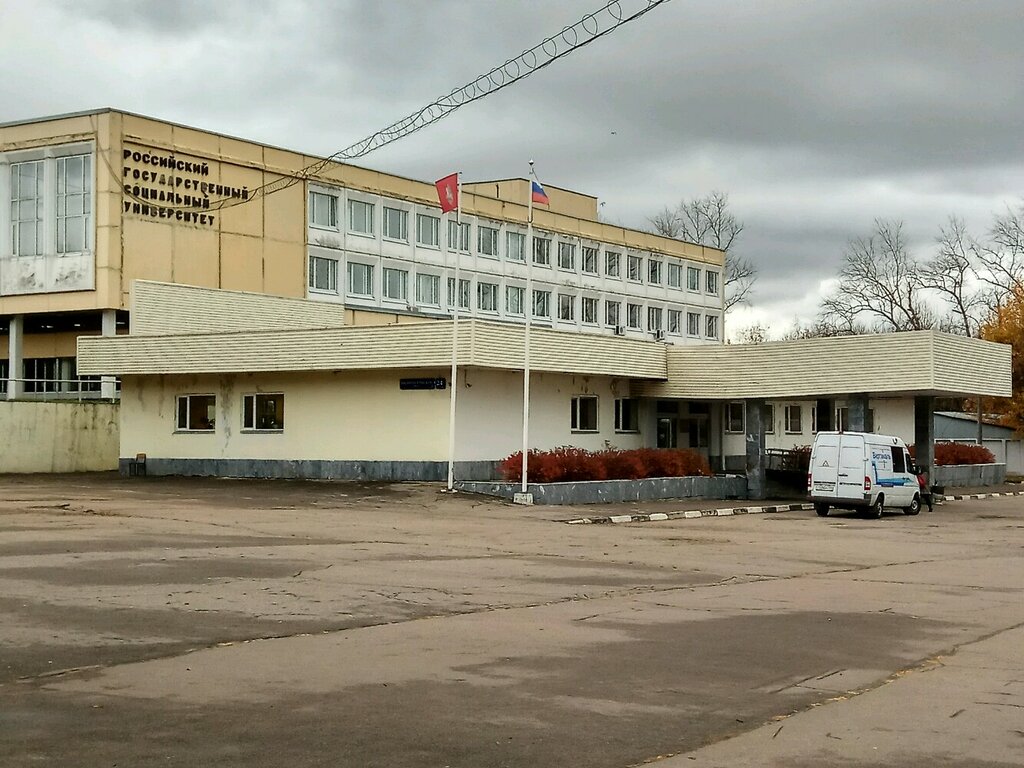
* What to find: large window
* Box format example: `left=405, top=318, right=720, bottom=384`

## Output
left=533, top=236, right=551, bottom=265
left=785, top=405, right=802, bottom=434
left=687, top=266, right=700, bottom=291
left=627, top=303, right=642, bottom=329
left=448, top=220, right=470, bottom=252
left=447, top=277, right=471, bottom=310
left=308, top=255, right=338, bottom=293
left=11, top=160, right=43, bottom=256
left=558, top=293, right=575, bottom=321
left=571, top=396, right=599, bottom=432
left=308, top=191, right=337, bottom=229
left=477, top=281, right=498, bottom=312
left=648, top=259, right=663, bottom=285
left=382, top=267, right=408, bottom=301
left=416, top=273, right=440, bottom=306
left=478, top=225, right=499, bottom=257
left=582, top=246, right=598, bottom=274
left=705, top=314, right=719, bottom=339
left=347, top=262, right=374, bottom=296
left=506, top=285, right=525, bottom=316
left=605, top=300, right=620, bottom=328
left=605, top=251, right=620, bottom=277
left=382, top=207, right=408, bottom=241
left=176, top=394, right=216, bottom=432
left=507, top=231, right=525, bottom=261
left=416, top=213, right=439, bottom=247
left=581, top=296, right=598, bottom=324
left=706, top=270, right=720, bottom=295
left=533, top=289, right=551, bottom=319
left=615, top=398, right=639, bottom=432
left=667, top=309, right=681, bottom=335
left=557, top=242, right=576, bottom=271
left=348, top=199, right=374, bottom=235
left=647, top=306, right=663, bottom=333
left=726, top=402, right=745, bottom=433
left=667, top=262, right=682, bottom=288
left=627, top=254, right=642, bottom=281
left=56, top=155, right=91, bottom=253
left=242, top=393, right=284, bottom=431
left=687, top=311, right=700, bottom=337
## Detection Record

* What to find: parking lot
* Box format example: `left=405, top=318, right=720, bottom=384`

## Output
left=1, top=474, right=1022, bottom=767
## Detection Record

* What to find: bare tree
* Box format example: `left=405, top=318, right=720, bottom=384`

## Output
left=974, top=203, right=1024, bottom=303
left=648, top=191, right=755, bottom=311
left=820, top=219, right=937, bottom=332
left=919, top=218, right=989, bottom=336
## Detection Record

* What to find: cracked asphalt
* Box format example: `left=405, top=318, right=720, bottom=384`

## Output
left=1, top=473, right=1022, bottom=767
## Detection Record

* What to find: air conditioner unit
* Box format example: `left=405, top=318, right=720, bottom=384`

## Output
left=614, top=325, right=626, bottom=336
left=654, top=330, right=666, bottom=341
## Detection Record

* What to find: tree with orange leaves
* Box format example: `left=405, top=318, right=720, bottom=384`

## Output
left=980, top=287, right=1024, bottom=432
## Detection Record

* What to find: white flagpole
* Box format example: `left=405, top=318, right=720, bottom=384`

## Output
left=446, top=173, right=462, bottom=492
left=521, top=164, right=534, bottom=495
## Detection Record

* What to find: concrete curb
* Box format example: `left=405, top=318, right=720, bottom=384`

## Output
left=563, top=491, right=1023, bottom=525
left=565, top=502, right=815, bottom=525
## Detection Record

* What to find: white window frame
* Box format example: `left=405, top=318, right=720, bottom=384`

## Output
left=478, top=224, right=499, bottom=257
left=765, top=403, right=776, bottom=434
left=382, top=206, right=408, bottom=242
left=382, top=267, right=408, bottom=301
left=56, top=154, right=91, bottom=254
left=687, top=266, right=700, bottom=292
left=605, top=300, right=620, bottom=327
left=614, top=398, right=639, bottom=433
left=785, top=404, right=802, bottom=434
left=10, top=159, right=45, bottom=257
left=447, top=220, right=470, bottom=252
left=506, top=231, right=526, bottom=261
left=647, top=306, right=663, bottom=333
left=308, top=254, right=338, bottom=294
left=648, top=259, right=663, bottom=285
left=557, top=241, right=576, bottom=271
left=506, top=285, right=525, bottom=316
left=533, top=289, right=551, bottom=319
left=627, top=254, right=643, bottom=282
left=582, top=246, right=598, bottom=274
left=627, top=303, right=642, bottom=330
left=705, top=314, right=720, bottom=339
left=416, top=213, right=440, bottom=247
left=175, top=394, right=216, bottom=432
left=242, top=393, right=284, bottom=432
left=477, top=281, right=498, bottom=312
left=347, top=198, right=375, bottom=236
left=605, top=251, right=620, bottom=277
left=558, top=293, right=575, bottom=321
left=706, top=269, right=720, bottom=295
left=415, top=272, right=441, bottom=306
left=667, top=262, right=682, bottom=288
left=533, top=236, right=551, bottom=266
left=571, top=395, right=599, bottom=433
left=581, top=296, right=598, bottom=325
left=686, top=311, right=700, bottom=337
left=726, top=401, right=745, bottom=433
left=667, top=309, right=681, bottom=335
left=309, top=191, right=338, bottom=230
left=447, top=277, right=471, bottom=311
left=347, top=261, right=374, bottom=297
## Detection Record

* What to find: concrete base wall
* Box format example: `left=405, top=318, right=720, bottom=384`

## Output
left=0, top=401, right=119, bottom=473
left=119, top=457, right=498, bottom=482
left=933, top=463, right=1007, bottom=488
left=457, top=475, right=747, bottom=505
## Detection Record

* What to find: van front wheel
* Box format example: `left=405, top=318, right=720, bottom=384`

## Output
left=904, top=494, right=921, bottom=516
left=815, top=503, right=829, bottom=517
left=869, top=495, right=884, bottom=519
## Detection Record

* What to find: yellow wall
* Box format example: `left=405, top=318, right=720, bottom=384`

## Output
left=0, top=401, right=119, bottom=472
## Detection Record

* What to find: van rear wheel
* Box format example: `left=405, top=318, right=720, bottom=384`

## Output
left=814, top=503, right=829, bottom=517
left=904, top=494, right=921, bottom=516
left=869, top=495, right=884, bottom=519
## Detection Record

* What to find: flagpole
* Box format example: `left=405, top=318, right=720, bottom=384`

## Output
left=521, top=164, right=534, bottom=496
left=446, top=173, right=462, bottom=492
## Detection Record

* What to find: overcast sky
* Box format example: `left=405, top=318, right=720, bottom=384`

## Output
left=3, top=0, right=1022, bottom=337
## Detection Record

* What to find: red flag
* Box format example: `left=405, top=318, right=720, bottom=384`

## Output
left=435, top=173, right=459, bottom=213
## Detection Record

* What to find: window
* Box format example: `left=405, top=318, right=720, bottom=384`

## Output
left=705, top=314, right=719, bottom=339
left=347, top=262, right=373, bottom=296
left=416, top=213, right=439, bottom=247
left=507, top=231, right=525, bottom=261
left=506, top=285, right=525, bottom=315
left=382, top=267, right=408, bottom=301
left=533, top=236, right=551, bottom=265
left=785, top=405, right=802, bottom=434
left=56, top=154, right=91, bottom=253
left=581, top=296, right=598, bottom=324
left=308, top=255, right=338, bottom=293
left=309, top=191, right=337, bottom=229
left=176, top=394, right=216, bottom=432
left=648, top=259, right=663, bottom=285
left=557, top=242, right=576, bottom=270
left=605, top=251, right=620, bottom=277
left=667, top=262, right=682, bottom=288
left=836, top=406, right=849, bottom=432
left=11, top=160, right=43, bottom=256
left=627, top=254, right=642, bottom=281
left=667, top=309, right=681, bottom=334
left=558, top=293, right=575, bottom=321
left=447, top=277, right=471, bottom=310
left=382, top=206, right=408, bottom=241
left=706, top=270, right=719, bottom=295
left=348, top=199, right=374, bottom=235
left=615, top=398, right=639, bottom=432
left=765, top=404, right=775, bottom=433
left=533, top=289, right=551, bottom=318
left=447, top=220, right=470, bottom=252
left=891, top=446, right=907, bottom=473
left=23, top=357, right=57, bottom=393
left=647, top=306, right=663, bottom=333
left=627, top=303, right=642, bottom=329
left=605, top=300, right=620, bottom=328
left=242, top=393, right=284, bottom=431
left=571, top=396, right=599, bottom=432
left=478, top=225, right=499, bottom=257
left=811, top=406, right=818, bottom=434
left=582, top=246, right=598, bottom=274
left=477, top=281, right=498, bottom=312
left=687, top=266, right=700, bottom=291
left=726, top=402, right=744, bottom=433
left=416, top=273, right=440, bottom=306
left=687, top=311, right=700, bottom=337
left=0, top=359, right=7, bottom=395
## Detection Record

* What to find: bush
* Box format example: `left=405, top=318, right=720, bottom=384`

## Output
left=498, top=447, right=711, bottom=483
left=909, top=442, right=995, bottom=466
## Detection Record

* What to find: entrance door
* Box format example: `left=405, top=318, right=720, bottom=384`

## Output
left=657, top=418, right=678, bottom=448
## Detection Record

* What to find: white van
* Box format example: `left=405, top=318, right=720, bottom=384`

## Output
left=808, top=431, right=921, bottom=518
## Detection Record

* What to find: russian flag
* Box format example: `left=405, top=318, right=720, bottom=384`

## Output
left=531, top=180, right=549, bottom=206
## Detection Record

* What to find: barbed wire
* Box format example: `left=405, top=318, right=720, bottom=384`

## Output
left=112, top=0, right=673, bottom=214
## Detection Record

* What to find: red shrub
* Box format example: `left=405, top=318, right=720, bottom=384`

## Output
left=498, top=447, right=711, bottom=482
left=909, top=442, right=995, bottom=466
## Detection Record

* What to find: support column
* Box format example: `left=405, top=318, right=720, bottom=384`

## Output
left=848, top=394, right=871, bottom=433
left=976, top=397, right=983, bottom=445
left=915, top=396, right=935, bottom=475
left=816, top=398, right=835, bottom=432
left=100, top=310, right=118, bottom=400
left=7, top=315, right=24, bottom=401
left=745, top=398, right=766, bottom=500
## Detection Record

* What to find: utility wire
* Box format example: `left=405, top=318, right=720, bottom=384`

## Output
left=112, top=0, right=673, bottom=213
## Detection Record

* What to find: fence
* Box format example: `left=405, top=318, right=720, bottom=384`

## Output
left=1, top=377, right=120, bottom=402
left=941, top=439, right=1024, bottom=475
left=0, top=399, right=120, bottom=473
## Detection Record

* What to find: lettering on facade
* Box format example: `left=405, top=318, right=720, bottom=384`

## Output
left=121, top=147, right=250, bottom=227
left=399, top=377, right=447, bottom=391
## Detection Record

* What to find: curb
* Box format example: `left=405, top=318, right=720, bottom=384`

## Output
left=565, top=502, right=815, bottom=525
left=940, top=490, right=1024, bottom=501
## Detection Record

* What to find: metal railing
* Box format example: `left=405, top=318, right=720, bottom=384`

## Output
left=0, top=377, right=121, bottom=402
